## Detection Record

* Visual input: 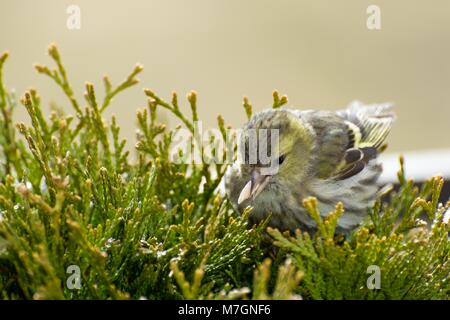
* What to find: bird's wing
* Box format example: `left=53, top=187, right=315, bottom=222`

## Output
left=337, top=101, right=396, bottom=151
left=332, top=101, right=395, bottom=180
left=301, top=101, right=395, bottom=181
left=331, top=147, right=377, bottom=180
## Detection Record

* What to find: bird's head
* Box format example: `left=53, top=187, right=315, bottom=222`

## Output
left=237, top=109, right=313, bottom=205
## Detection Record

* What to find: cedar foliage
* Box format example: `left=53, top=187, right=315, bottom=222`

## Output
left=0, top=46, right=448, bottom=300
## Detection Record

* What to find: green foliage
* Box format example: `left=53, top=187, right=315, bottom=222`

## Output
left=270, top=175, right=450, bottom=299
left=0, top=46, right=448, bottom=300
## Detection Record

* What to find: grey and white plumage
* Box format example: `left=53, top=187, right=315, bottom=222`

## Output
left=225, top=101, right=395, bottom=234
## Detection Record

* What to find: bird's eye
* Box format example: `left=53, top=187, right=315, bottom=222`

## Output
left=278, top=154, right=286, bottom=165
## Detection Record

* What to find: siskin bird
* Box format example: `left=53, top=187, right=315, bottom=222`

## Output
left=225, top=101, right=395, bottom=234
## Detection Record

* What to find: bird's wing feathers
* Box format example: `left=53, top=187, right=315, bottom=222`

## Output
left=337, top=101, right=396, bottom=150
left=301, top=102, right=395, bottom=181
left=332, top=147, right=378, bottom=180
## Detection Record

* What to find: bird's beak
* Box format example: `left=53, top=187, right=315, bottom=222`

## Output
left=237, top=169, right=272, bottom=204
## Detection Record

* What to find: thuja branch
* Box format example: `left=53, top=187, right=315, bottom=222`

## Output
left=35, top=44, right=81, bottom=115
left=144, top=89, right=195, bottom=133
left=0, top=51, right=8, bottom=108
left=101, top=64, right=143, bottom=112
left=0, top=51, right=24, bottom=177
left=272, top=90, right=288, bottom=109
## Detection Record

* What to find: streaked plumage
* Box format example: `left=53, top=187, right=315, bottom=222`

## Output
left=225, top=101, right=395, bottom=234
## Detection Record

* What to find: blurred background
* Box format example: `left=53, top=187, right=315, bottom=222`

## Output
left=1, top=0, right=450, bottom=180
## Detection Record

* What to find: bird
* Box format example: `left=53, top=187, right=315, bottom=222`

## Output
left=224, top=101, right=395, bottom=234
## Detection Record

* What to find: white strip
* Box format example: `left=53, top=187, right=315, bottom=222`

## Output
left=379, top=148, right=450, bottom=184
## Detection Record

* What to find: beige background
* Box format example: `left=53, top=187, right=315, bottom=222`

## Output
left=1, top=0, right=450, bottom=154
